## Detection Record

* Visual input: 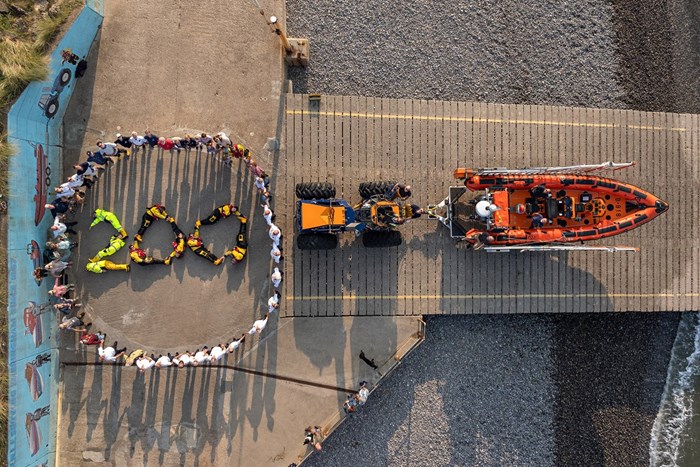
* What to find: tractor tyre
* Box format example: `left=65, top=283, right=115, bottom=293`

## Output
left=362, top=230, right=402, bottom=248
left=359, top=181, right=396, bottom=199
left=296, top=233, right=339, bottom=250
left=296, top=182, right=336, bottom=200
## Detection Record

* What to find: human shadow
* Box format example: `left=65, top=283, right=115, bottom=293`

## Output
left=103, top=366, right=123, bottom=462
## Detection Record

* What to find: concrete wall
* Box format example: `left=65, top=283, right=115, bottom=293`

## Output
left=6, top=3, right=103, bottom=466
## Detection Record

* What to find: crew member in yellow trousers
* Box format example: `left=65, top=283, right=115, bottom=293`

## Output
left=89, top=209, right=128, bottom=239
left=85, top=260, right=130, bottom=273
left=89, top=236, right=126, bottom=262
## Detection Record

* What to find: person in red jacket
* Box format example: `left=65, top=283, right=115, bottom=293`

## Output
left=157, top=137, right=175, bottom=151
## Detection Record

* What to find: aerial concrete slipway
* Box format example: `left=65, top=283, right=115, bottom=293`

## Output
left=57, top=0, right=697, bottom=466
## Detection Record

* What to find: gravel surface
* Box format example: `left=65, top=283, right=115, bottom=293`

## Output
left=287, top=0, right=700, bottom=113
left=304, top=314, right=679, bottom=467
left=287, top=1, right=695, bottom=465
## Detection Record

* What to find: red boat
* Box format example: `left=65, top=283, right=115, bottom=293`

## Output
left=429, top=162, right=668, bottom=251
left=32, top=143, right=49, bottom=226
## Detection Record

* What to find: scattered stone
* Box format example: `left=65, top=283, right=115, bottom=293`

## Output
left=0, top=2, right=9, bottom=14
left=34, top=0, right=49, bottom=13
left=82, top=451, right=105, bottom=462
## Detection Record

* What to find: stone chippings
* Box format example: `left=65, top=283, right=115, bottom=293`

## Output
left=286, top=0, right=700, bottom=113
left=305, top=315, right=557, bottom=467
left=304, top=314, right=679, bottom=467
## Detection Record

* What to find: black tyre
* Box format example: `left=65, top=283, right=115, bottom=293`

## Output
left=359, top=181, right=396, bottom=199
left=296, top=233, right=338, bottom=250
left=59, top=68, right=72, bottom=86
left=44, top=96, right=59, bottom=118
left=296, top=182, right=336, bottom=200
left=362, top=230, right=402, bottom=248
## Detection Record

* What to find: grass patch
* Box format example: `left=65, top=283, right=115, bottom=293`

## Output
left=0, top=38, right=49, bottom=108
left=33, top=0, right=83, bottom=51
left=0, top=134, right=12, bottom=464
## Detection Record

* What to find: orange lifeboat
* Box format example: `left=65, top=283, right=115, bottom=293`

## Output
left=435, top=163, right=668, bottom=248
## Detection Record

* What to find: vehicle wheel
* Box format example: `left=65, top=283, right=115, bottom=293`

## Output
left=296, top=182, right=336, bottom=200
left=296, top=233, right=338, bottom=250
left=44, top=96, right=59, bottom=118
left=359, top=181, right=396, bottom=199
left=59, top=68, right=72, bottom=86
left=362, top=230, right=402, bottom=248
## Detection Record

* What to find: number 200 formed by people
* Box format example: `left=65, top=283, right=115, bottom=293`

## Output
left=84, top=204, right=249, bottom=274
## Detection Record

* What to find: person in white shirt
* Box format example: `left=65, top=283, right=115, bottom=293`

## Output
left=263, top=206, right=274, bottom=226
left=174, top=352, right=193, bottom=368
left=192, top=348, right=210, bottom=366
left=129, top=131, right=147, bottom=155
left=50, top=223, right=67, bottom=238
left=248, top=314, right=269, bottom=335
left=271, top=267, right=283, bottom=288
left=209, top=344, right=226, bottom=363
left=54, top=183, right=75, bottom=199
left=270, top=243, right=283, bottom=264
left=268, top=291, right=281, bottom=313
left=227, top=334, right=246, bottom=353
left=96, top=140, right=128, bottom=157
left=98, top=341, right=126, bottom=363
left=155, top=354, right=173, bottom=368
left=65, top=173, right=85, bottom=190
left=136, top=355, right=156, bottom=373
left=269, top=224, right=282, bottom=246
left=215, top=132, right=231, bottom=147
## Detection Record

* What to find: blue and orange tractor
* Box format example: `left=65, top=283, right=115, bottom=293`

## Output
left=295, top=181, right=414, bottom=249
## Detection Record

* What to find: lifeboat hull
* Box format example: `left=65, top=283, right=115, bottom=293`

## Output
left=453, top=170, right=668, bottom=246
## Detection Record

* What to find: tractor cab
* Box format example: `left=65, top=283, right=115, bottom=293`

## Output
left=354, top=197, right=407, bottom=230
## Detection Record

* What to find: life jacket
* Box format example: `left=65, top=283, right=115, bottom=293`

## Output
left=187, top=235, right=202, bottom=249
left=129, top=248, right=146, bottom=263
left=172, top=238, right=185, bottom=255
left=146, top=204, right=168, bottom=219
left=230, top=246, right=247, bottom=262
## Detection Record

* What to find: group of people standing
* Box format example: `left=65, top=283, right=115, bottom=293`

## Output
left=48, top=128, right=286, bottom=373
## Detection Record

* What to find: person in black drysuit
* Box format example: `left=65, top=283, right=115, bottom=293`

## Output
left=196, top=204, right=239, bottom=227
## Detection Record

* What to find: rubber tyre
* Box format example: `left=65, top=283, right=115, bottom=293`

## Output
left=59, top=68, right=72, bottom=86
left=296, top=233, right=338, bottom=250
left=359, top=181, right=396, bottom=199
left=44, top=96, right=59, bottom=118
left=362, top=230, right=402, bottom=248
left=296, top=182, right=336, bottom=200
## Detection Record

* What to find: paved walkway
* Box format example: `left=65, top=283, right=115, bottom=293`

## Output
left=56, top=2, right=425, bottom=466
left=58, top=316, right=423, bottom=466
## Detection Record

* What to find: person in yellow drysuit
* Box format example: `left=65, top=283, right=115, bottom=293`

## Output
left=222, top=215, right=248, bottom=263
left=89, top=209, right=128, bottom=238
left=85, top=260, right=129, bottom=273
left=89, top=235, right=126, bottom=262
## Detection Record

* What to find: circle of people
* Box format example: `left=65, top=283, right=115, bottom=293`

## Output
left=39, top=128, right=285, bottom=373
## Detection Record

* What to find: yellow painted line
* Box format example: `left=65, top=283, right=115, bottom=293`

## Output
left=287, top=293, right=697, bottom=300
left=286, top=109, right=686, bottom=132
